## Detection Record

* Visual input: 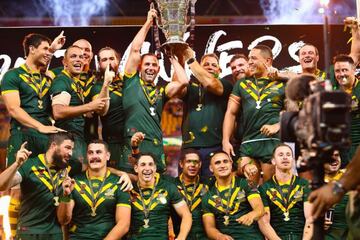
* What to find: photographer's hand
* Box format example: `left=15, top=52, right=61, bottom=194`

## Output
left=308, top=182, right=344, bottom=220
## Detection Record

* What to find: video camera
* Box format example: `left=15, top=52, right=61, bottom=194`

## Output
left=280, top=75, right=351, bottom=155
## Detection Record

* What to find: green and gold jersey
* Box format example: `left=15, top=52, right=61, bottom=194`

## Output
left=123, top=72, right=168, bottom=144
left=259, top=175, right=310, bottom=238
left=325, top=169, right=349, bottom=233
left=202, top=175, right=263, bottom=239
left=231, top=77, right=285, bottom=142
left=127, top=174, right=183, bottom=240
left=182, top=78, right=233, bottom=148
left=0, top=64, right=52, bottom=130
left=350, top=79, right=360, bottom=146
left=170, top=175, right=209, bottom=239
left=49, top=70, right=85, bottom=137
left=17, top=154, right=80, bottom=235
left=69, top=170, right=131, bottom=240
left=87, top=76, right=124, bottom=143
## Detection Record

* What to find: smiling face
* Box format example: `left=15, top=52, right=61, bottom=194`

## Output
left=31, top=40, right=52, bottom=67
left=73, top=39, right=93, bottom=68
left=87, top=143, right=110, bottom=171
left=272, top=145, right=293, bottom=171
left=210, top=152, right=233, bottom=179
left=324, top=150, right=341, bottom=174
left=63, top=46, right=84, bottom=77
left=201, top=55, right=221, bottom=76
left=248, top=48, right=271, bottom=78
left=334, top=61, right=355, bottom=89
left=135, top=155, right=157, bottom=186
left=51, top=139, right=74, bottom=169
left=230, top=57, right=249, bottom=81
left=299, top=45, right=319, bottom=73
left=139, top=55, right=160, bottom=84
left=180, top=153, right=201, bottom=178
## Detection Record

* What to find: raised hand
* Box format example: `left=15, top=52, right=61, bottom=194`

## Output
left=131, top=132, right=145, bottom=147
left=15, top=142, right=32, bottom=167
left=50, top=31, right=66, bottom=52
left=104, top=64, right=115, bottom=86
left=62, top=174, right=75, bottom=197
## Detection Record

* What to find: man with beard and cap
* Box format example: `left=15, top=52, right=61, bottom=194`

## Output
left=258, top=144, right=313, bottom=240
left=202, top=150, right=264, bottom=239
left=0, top=32, right=65, bottom=237
left=179, top=48, right=233, bottom=177
left=86, top=47, right=125, bottom=170
left=333, top=54, right=360, bottom=166
left=57, top=139, right=131, bottom=240
left=0, top=132, right=79, bottom=240
left=122, top=9, right=189, bottom=173
left=126, top=150, right=192, bottom=240
left=223, top=45, right=286, bottom=185
left=49, top=45, right=109, bottom=165
left=323, top=150, right=349, bottom=240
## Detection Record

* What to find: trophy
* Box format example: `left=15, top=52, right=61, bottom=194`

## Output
left=151, top=0, right=196, bottom=53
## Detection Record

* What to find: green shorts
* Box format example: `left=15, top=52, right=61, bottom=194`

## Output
left=107, top=141, right=126, bottom=169
left=278, top=233, right=302, bottom=240
left=16, top=233, right=63, bottom=240
left=7, top=128, right=49, bottom=166
left=239, top=138, right=281, bottom=164
left=120, top=137, right=166, bottom=173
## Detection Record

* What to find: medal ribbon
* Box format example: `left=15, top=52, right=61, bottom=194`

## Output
left=179, top=174, right=200, bottom=211
left=140, top=79, right=163, bottom=106
left=86, top=170, right=110, bottom=212
left=20, top=64, right=49, bottom=99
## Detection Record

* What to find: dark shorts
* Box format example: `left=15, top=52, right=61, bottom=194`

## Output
left=238, top=138, right=281, bottom=164
left=16, top=233, right=63, bottom=240
left=7, top=128, right=49, bottom=166
left=72, top=136, right=87, bottom=164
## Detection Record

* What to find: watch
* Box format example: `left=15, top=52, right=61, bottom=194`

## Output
left=332, top=181, right=346, bottom=196
left=186, top=57, right=196, bottom=65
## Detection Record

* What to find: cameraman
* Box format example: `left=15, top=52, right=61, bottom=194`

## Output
left=309, top=147, right=360, bottom=239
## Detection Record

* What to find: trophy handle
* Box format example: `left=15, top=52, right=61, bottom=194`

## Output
left=150, top=2, right=164, bottom=29
left=186, top=0, right=196, bottom=28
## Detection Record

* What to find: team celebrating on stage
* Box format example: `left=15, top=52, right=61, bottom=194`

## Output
left=0, top=8, right=360, bottom=240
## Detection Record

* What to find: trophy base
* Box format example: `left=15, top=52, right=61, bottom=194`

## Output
left=160, top=40, right=189, bottom=55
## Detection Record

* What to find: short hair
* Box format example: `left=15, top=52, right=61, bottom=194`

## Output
left=98, top=46, right=121, bottom=61
left=272, top=143, right=293, bottom=158
left=135, top=152, right=157, bottom=166
left=253, top=44, right=273, bottom=59
left=64, top=45, right=83, bottom=58
left=333, top=54, right=355, bottom=66
left=299, top=44, right=319, bottom=56
left=22, top=33, right=51, bottom=57
left=209, top=150, right=230, bottom=163
left=88, top=139, right=109, bottom=152
left=180, top=148, right=200, bottom=162
left=201, top=53, right=219, bottom=64
left=229, top=54, right=248, bottom=65
left=140, top=53, right=159, bottom=63
left=47, top=132, right=74, bottom=148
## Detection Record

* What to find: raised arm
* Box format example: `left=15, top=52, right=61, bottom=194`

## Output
left=346, top=17, right=360, bottom=64
left=0, top=142, right=31, bottom=191
left=57, top=175, right=75, bottom=225
left=94, top=64, right=114, bottom=116
left=183, top=47, right=224, bottom=96
left=165, top=55, right=189, bottom=98
left=125, top=9, right=157, bottom=74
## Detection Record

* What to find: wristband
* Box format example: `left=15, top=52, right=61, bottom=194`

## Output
left=186, top=57, right=196, bottom=65
left=59, top=195, right=71, bottom=203
left=332, top=181, right=346, bottom=196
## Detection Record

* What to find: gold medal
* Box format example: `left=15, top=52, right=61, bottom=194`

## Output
left=53, top=196, right=59, bottom=206
left=283, top=211, right=290, bottom=221
left=223, top=215, right=230, bottom=226
left=91, top=207, right=97, bottom=217
left=143, top=218, right=150, bottom=228
left=38, top=99, right=43, bottom=109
